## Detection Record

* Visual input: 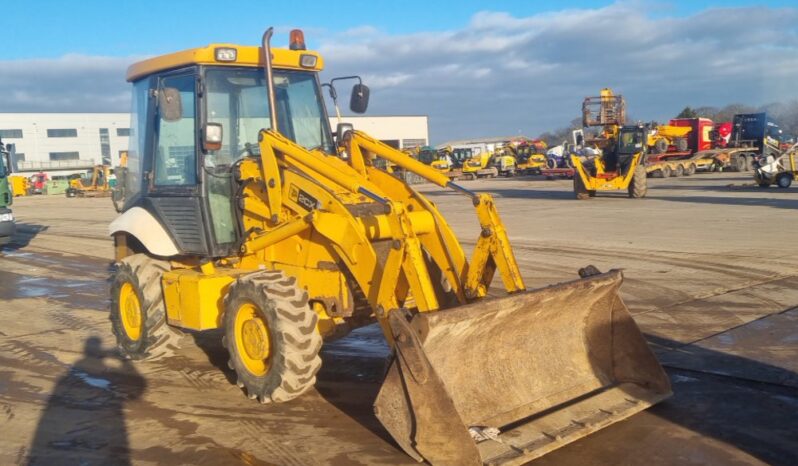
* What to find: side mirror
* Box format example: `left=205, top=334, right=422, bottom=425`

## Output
left=350, top=84, right=369, bottom=114
left=159, top=87, right=183, bottom=122
left=203, top=123, right=223, bottom=152
left=335, top=122, right=354, bottom=145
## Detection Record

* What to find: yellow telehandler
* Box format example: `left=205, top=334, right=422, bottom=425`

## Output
left=109, top=29, right=670, bottom=465
left=572, top=89, right=648, bottom=199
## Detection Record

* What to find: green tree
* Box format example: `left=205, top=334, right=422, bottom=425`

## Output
left=676, top=106, right=698, bottom=118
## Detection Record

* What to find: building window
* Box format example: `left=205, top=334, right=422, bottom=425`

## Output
left=116, top=128, right=131, bottom=137
left=99, top=128, right=111, bottom=165
left=0, top=129, right=23, bottom=139
left=49, top=151, right=80, bottom=161
left=47, top=128, right=78, bottom=138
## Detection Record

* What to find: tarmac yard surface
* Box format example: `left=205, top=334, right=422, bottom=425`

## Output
left=1, top=172, right=796, bottom=465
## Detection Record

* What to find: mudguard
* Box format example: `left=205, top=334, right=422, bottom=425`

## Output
left=109, top=207, right=179, bottom=257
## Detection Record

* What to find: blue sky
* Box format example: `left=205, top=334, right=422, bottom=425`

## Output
left=3, top=0, right=795, bottom=58
left=2, top=1, right=797, bottom=143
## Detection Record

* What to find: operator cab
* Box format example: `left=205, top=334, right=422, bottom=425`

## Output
left=606, top=125, right=646, bottom=173
left=116, top=32, right=369, bottom=258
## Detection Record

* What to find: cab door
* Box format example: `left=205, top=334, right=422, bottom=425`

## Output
left=144, top=69, right=211, bottom=255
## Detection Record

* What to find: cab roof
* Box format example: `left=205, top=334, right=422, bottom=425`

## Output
left=126, top=44, right=324, bottom=82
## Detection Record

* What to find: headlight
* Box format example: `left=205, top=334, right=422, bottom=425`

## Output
left=299, top=54, right=317, bottom=68
left=214, top=47, right=237, bottom=62
left=0, top=213, right=13, bottom=222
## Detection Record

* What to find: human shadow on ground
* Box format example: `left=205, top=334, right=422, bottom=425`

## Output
left=26, top=337, right=146, bottom=466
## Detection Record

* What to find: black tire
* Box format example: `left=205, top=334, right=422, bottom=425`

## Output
left=685, top=163, right=696, bottom=176
left=546, top=158, right=557, bottom=169
left=654, top=139, right=668, bottom=154
left=223, top=271, right=322, bottom=404
left=660, top=165, right=672, bottom=178
left=628, top=164, right=648, bottom=198
left=110, top=254, right=182, bottom=360
left=777, top=173, right=793, bottom=189
left=734, top=155, right=747, bottom=172
left=674, top=164, right=684, bottom=177
left=573, top=174, right=591, bottom=200
left=675, top=138, right=688, bottom=152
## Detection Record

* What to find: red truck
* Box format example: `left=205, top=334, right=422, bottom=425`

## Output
left=669, top=118, right=715, bottom=152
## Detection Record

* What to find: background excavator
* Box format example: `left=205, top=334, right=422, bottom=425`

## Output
left=108, top=30, right=670, bottom=465
left=66, top=165, right=113, bottom=197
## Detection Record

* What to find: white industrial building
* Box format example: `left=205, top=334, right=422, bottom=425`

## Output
left=0, top=113, right=429, bottom=176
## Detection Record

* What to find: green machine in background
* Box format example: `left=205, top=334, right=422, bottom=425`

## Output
left=0, top=139, right=17, bottom=245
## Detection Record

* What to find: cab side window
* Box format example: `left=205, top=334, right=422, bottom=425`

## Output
left=154, top=74, right=197, bottom=186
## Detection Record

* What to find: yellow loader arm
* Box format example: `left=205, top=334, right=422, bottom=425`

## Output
left=346, top=131, right=525, bottom=297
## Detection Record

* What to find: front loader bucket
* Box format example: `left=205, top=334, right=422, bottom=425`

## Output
left=375, top=270, right=671, bottom=466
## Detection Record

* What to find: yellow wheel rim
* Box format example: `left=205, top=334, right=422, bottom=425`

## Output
left=119, top=282, right=142, bottom=341
left=235, top=302, right=271, bottom=376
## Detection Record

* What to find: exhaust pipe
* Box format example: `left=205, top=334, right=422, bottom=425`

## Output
left=261, top=27, right=278, bottom=132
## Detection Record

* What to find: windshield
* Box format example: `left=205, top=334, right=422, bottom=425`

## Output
left=418, top=149, right=438, bottom=164
left=618, top=129, right=644, bottom=154
left=452, top=148, right=473, bottom=162
left=205, top=67, right=333, bottom=166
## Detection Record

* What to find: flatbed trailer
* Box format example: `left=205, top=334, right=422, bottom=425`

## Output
left=691, top=147, right=760, bottom=172
left=541, top=167, right=574, bottom=179
left=646, top=151, right=692, bottom=162
left=645, top=152, right=717, bottom=178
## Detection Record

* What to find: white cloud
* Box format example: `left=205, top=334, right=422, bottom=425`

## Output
left=318, top=3, right=798, bottom=142
left=1, top=3, right=797, bottom=144
left=0, top=54, right=140, bottom=113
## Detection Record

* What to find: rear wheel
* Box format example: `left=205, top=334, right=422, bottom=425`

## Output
left=223, top=271, right=322, bottom=404
left=573, top=174, right=591, bottom=200
left=628, top=164, right=648, bottom=198
left=546, top=158, right=557, bottom=169
left=674, top=164, right=684, bottom=177
left=654, top=139, right=668, bottom=154
left=660, top=165, right=672, bottom=178
left=110, top=254, right=182, bottom=360
left=675, top=138, right=688, bottom=152
left=685, top=163, right=696, bottom=176
left=777, top=173, right=793, bottom=189
left=734, top=155, right=748, bottom=172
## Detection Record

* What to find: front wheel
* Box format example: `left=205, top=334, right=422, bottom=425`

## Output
left=223, top=271, right=322, bottom=404
left=628, top=164, right=648, bottom=198
left=110, top=254, right=182, bottom=360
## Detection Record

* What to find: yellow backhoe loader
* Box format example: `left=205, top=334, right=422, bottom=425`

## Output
left=109, top=29, right=670, bottom=465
